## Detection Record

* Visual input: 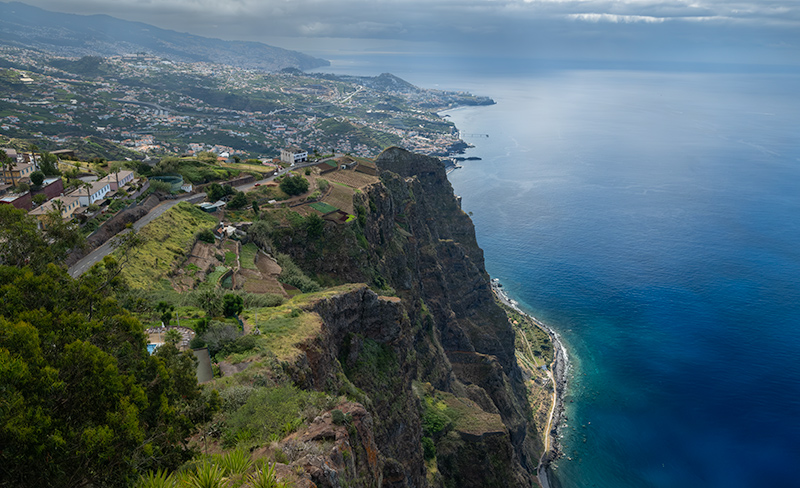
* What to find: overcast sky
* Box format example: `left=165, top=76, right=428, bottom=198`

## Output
left=16, top=0, right=800, bottom=69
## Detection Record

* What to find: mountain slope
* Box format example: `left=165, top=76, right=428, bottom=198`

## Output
left=0, top=1, right=329, bottom=71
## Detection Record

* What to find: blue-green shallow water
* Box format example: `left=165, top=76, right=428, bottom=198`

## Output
left=441, top=70, right=800, bottom=488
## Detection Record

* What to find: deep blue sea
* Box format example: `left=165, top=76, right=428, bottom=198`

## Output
left=320, top=61, right=800, bottom=487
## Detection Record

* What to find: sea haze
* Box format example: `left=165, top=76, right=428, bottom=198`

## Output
left=441, top=69, right=800, bottom=488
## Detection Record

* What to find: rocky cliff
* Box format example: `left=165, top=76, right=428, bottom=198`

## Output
left=274, top=147, right=543, bottom=487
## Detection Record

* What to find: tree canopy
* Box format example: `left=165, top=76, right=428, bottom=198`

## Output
left=0, top=211, right=213, bottom=487
left=279, top=174, right=309, bottom=196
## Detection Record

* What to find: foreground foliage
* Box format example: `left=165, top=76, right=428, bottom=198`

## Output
left=0, top=208, right=214, bottom=487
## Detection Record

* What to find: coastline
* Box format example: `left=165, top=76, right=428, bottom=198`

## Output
left=491, top=279, right=569, bottom=488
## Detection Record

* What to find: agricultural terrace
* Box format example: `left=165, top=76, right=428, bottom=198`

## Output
left=116, top=202, right=218, bottom=289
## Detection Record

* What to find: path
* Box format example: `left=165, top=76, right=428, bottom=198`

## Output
left=68, top=193, right=205, bottom=278
left=68, top=158, right=329, bottom=278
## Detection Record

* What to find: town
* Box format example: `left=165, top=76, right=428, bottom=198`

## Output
left=0, top=47, right=491, bottom=161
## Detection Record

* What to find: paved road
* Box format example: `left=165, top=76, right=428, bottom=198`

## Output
left=67, top=160, right=328, bottom=278
left=68, top=193, right=205, bottom=278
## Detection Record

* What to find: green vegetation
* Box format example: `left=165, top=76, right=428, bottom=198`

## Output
left=240, top=242, right=259, bottom=269
left=224, top=385, right=328, bottom=447
left=309, top=201, right=337, bottom=214
left=0, top=254, right=215, bottom=487
left=279, top=174, right=309, bottom=196
left=116, top=202, right=217, bottom=288
left=275, top=253, right=320, bottom=293
left=136, top=456, right=291, bottom=488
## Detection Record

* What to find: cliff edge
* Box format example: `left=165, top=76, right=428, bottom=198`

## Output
left=273, top=147, right=543, bottom=487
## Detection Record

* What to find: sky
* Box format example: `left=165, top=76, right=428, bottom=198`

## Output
left=14, top=0, right=800, bottom=69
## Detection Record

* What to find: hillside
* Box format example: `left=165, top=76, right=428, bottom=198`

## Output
left=0, top=147, right=555, bottom=487
left=0, top=1, right=328, bottom=71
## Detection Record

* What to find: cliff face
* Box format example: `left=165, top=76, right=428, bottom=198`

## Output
left=279, top=147, right=541, bottom=487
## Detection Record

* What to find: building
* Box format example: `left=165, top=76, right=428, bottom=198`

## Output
left=1, top=148, right=18, bottom=162
left=66, top=181, right=111, bottom=206
left=280, top=146, right=308, bottom=165
left=29, top=195, right=81, bottom=226
left=32, top=177, right=65, bottom=201
left=0, top=191, right=32, bottom=211
left=97, top=170, right=135, bottom=191
left=1, top=162, right=36, bottom=185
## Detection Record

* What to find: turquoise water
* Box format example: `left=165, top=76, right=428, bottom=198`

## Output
left=441, top=70, right=800, bottom=487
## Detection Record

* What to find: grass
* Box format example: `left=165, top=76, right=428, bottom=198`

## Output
left=206, top=266, right=228, bottom=286
left=240, top=242, right=258, bottom=270
left=116, top=202, right=218, bottom=289
left=238, top=284, right=365, bottom=361
left=224, top=251, right=237, bottom=267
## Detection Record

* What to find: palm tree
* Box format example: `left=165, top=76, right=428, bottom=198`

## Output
left=83, top=181, right=93, bottom=206
left=53, top=198, right=66, bottom=217
left=1, top=150, right=16, bottom=187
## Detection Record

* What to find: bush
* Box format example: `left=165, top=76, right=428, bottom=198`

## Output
left=150, top=180, right=172, bottom=194
left=422, top=436, right=436, bottom=460
left=223, top=293, right=244, bottom=317
left=227, top=191, right=248, bottom=210
left=275, top=253, right=320, bottom=293
left=317, top=179, right=329, bottom=192
left=197, top=228, right=215, bottom=244
left=279, top=174, right=309, bottom=196
left=30, top=170, right=44, bottom=187
left=200, top=321, right=241, bottom=357
left=225, top=385, right=326, bottom=445
left=32, top=193, right=47, bottom=205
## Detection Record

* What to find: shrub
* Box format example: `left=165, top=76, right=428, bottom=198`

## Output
left=227, top=191, right=248, bottom=210
left=225, top=385, right=326, bottom=444
left=223, top=293, right=244, bottom=317
left=279, top=174, right=309, bottom=196
left=331, top=409, right=347, bottom=426
left=30, top=170, right=44, bottom=187
left=197, top=228, right=215, bottom=243
left=200, top=321, right=241, bottom=357
left=275, top=253, right=320, bottom=293
left=149, top=180, right=172, bottom=194
left=422, top=436, right=436, bottom=460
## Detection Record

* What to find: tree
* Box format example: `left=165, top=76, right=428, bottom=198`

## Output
left=251, top=199, right=259, bottom=215
left=305, top=213, right=325, bottom=239
left=0, top=204, right=83, bottom=270
left=0, top=150, right=16, bottom=187
left=30, top=170, right=44, bottom=187
left=164, top=328, right=182, bottom=346
left=156, top=301, right=175, bottom=326
left=279, top=174, right=309, bottom=196
left=0, top=263, right=203, bottom=487
left=32, top=193, right=47, bottom=205
left=222, top=293, right=244, bottom=317
left=196, top=228, right=215, bottom=244
left=39, top=151, right=60, bottom=176
left=227, top=191, right=248, bottom=210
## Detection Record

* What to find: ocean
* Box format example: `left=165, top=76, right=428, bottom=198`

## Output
left=320, top=62, right=800, bottom=487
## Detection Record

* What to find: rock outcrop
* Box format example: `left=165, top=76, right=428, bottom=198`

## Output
left=277, top=147, right=542, bottom=487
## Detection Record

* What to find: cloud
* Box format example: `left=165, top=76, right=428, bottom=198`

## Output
left=14, top=0, right=800, bottom=66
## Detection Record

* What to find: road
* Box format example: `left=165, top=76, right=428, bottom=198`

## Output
left=68, top=159, right=330, bottom=278
left=68, top=193, right=205, bottom=278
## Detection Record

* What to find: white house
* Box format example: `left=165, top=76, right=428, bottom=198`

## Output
left=280, top=146, right=308, bottom=165
left=97, top=170, right=135, bottom=191
left=67, top=181, right=111, bottom=206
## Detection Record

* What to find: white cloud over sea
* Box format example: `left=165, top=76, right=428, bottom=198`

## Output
left=13, top=0, right=800, bottom=66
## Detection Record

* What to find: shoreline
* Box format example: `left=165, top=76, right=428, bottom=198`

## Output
left=491, top=279, right=569, bottom=488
